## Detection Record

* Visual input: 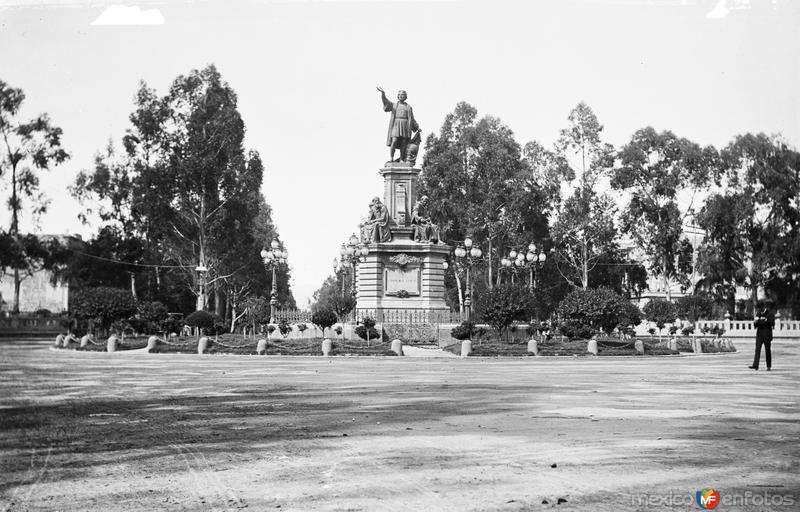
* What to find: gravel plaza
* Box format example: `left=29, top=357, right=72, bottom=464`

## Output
left=1, top=338, right=798, bottom=511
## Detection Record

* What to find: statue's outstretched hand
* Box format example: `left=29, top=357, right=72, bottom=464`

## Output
left=376, top=86, right=384, bottom=94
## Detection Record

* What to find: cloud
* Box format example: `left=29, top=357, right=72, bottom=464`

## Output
left=706, top=0, right=751, bottom=19
left=91, top=5, right=165, bottom=26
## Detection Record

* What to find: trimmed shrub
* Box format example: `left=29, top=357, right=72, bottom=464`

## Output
left=355, top=325, right=380, bottom=342
left=481, top=284, right=532, bottom=340
left=185, top=310, right=225, bottom=335
left=278, top=318, right=292, bottom=337
left=556, top=287, right=641, bottom=338
left=450, top=321, right=477, bottom=341
left=312, top=308, right=338, bottom=336
left=643, top=298, right=677, bottom=334
left=558, top=319, right=597, bottom=340
left=70, top=287, right=137, bottom=336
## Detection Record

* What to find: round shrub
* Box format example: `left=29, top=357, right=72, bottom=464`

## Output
left=642, top=298, right=677, bottom=332
left=185, top=310, right=225, bottom=335
left=450, top=320, right=477, bottom=341
left=481, top=284, right=532, bottom=338
left=312, top=309, right=338, bottom=336
left=69, top=287, right=137, bottom=335
left=556, top=287, right=641, bottom=338
left=355, top=325, right=380, bottom=341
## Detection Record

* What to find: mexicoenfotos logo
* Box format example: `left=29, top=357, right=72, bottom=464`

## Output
left=696, top=488, right=720, bottom=509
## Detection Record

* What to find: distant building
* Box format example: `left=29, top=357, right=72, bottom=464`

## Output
left=624, top=224, right=751, bottom=306
left=0, top=268, right=68, bottom=314
left=0, top=234, right=80, bottom=314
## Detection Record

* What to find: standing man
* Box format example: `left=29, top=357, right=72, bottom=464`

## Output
left=377, top=87, right=419, bottom=164
left=749, top=301, right=774, bottom=371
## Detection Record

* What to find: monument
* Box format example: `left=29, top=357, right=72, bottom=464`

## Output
left=353, top=88, right=451, bottom=319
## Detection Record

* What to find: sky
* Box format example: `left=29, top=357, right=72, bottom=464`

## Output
left=1, top=0, right=798, bottom=307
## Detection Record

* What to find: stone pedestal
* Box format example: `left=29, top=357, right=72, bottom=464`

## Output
left=355, top=163, right=451, bottom=319
left=380, top=164, right=420, bottom=228
left=356, top=241, right=450, bottom=312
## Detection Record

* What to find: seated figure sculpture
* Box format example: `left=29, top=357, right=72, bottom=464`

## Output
left=411, top=202, right=441, bottom=243
left=363, top=197, right=393, bottom=243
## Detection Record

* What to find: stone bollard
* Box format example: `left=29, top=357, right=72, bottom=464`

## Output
left=586, top=339, right=598, bottom=355
left=54, top=334, right=64, bottom=347
left=668, top=339, right=678, bottom=352
left=693, top=338, right=703, bottom=354
left=391, top=339, right=403, bottom=356
left=107, top=335, right=118, bottom=353
left=634, top=339, right=644, bottom=355
left=197, top=336, right=209, bottom=354
left=256, top=338, right=267, bottom=355
left=146, top=335, right=159, bottom=353
left=322, top=338, right=333, bottom=356
left=527, top=338, right=539, bottom=356
left=460, top=340, right=472, bottom=358
left=80, top=334, right=92, bottom=348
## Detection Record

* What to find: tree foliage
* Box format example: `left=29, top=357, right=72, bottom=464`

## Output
left=675, top=294, right=715, bottom=323
left=71, top=65, right=293, bottom=316
left=420, top=102, right=549, bottom=294
left=481, top=284, right=531, bottom=339
left=0, top=79, right=70, bottom=312
left=311, top=309, right=337, bottom=337
left=642, top=298, right=677, bottom=331
left=612, top=127, right=718, bottom=298
left=696, top=134, right=800, bottom=312
left=550, top=103, right=617, bottom=289
left=556, top=287, right=641, bottom=336
left=69, top=287, right=136, bottom=335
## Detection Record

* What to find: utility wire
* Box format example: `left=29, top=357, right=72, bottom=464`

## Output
left=72, top=250, right=191, bottom=269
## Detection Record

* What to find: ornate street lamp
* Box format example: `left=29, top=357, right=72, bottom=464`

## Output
left=333, top=233, right=369, bottom=307
left=503, top=242, right=547, bottom=290
left=261, top=239, right=288, bottom=323
left=453, top=236, right=482, bottom=321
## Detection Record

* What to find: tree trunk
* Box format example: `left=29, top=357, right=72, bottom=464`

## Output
left=129, top=272, right=137, bottom=301
left=663, top=255, right=672, bottom=301
left=751, top=272, right=759, bottom=315
left=487, top=238, right=493, bottom=290
left=581, top=235, right=588, bottom=289
left=12, top=268, right=21, bottom=314
left=215, top=287, right=224, bottom=318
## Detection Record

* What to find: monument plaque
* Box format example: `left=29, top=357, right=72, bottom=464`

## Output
left=385, top=266, right=421, bottom=296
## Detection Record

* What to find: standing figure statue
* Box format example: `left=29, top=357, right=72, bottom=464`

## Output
left=363, top=197, right=393, bottom=243
left=377, top=86, right=419, bottom=164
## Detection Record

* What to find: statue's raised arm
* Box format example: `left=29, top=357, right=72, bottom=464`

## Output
left=378, top=87, right=419, bottom=165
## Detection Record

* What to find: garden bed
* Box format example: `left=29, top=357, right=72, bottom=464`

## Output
left=54, top=334, right=398, bottom=356
left=448, top=337, right=681, bottom=357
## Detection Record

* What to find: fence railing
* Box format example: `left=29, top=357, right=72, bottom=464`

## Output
left=694, top=314, right=800, bottom=338
left=0, top=316, right=62, bottom=332
left=354, top=308, right=463, bottom=324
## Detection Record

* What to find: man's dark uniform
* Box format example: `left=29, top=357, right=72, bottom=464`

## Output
left=750, top=309, right=774, bottom=370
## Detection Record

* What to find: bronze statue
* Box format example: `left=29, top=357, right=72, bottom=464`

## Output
left=410, top=202, right=441, bottom=243
left=406, top=129, right=422, bottom=167
left=377, top=86, right=419, bottom=164
left=364, top=197, right=393, bottom=243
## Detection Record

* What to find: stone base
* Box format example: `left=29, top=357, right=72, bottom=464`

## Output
left=356, top=240, right=450, bottom=313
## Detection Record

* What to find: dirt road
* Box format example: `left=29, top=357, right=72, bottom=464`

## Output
left=1, top=339, right=798, bottom=511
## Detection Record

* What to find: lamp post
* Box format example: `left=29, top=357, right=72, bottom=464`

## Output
left=453, top=236, right=482, bottom=321
left=333, top=233, right=369, bottom=308
left=502, top=242, right=547, bottom=290
left=260, top=239, right=288, bottom=324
